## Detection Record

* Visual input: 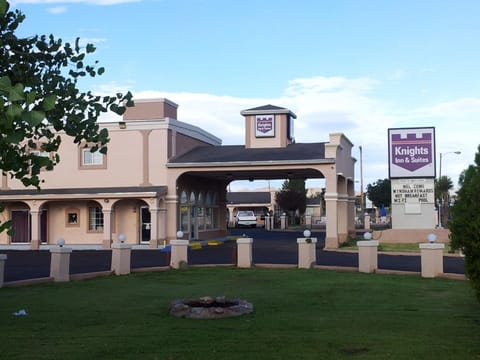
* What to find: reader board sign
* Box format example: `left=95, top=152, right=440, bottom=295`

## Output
left=388, top=127, right=435, bottom=178
left=391, top=179, right=435, bottom=204
left=255, top=115, right=275, bottom=137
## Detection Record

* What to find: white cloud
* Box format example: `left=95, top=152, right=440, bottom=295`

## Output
left=46, top=5, right=67, bottom=13
left=95, top=75, right=479, bottom=189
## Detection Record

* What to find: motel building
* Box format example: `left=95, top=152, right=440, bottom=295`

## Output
left=0, top=99, right=355, bottom=249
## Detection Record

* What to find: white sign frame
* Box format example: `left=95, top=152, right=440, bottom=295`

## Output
left=255, top=115, right=275, bottom=138
left=388, top=127, right=436, bottom=178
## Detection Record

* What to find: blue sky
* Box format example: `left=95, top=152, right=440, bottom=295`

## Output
left=9, top=0, right=480, bottom=191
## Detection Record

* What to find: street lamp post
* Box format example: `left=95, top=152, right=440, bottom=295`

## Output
left=438, top=151, right=461, bottom=228
left=359, top=145, right=364, bottom=219
left=439, top=151, right=461, bottom=179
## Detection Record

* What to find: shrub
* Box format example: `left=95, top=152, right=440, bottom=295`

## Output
left=449, top=145, right=480, bottom=302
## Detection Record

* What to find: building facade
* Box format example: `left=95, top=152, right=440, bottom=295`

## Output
left=0, top=99, right=356, bottom=249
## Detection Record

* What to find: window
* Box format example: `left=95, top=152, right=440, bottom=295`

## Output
left=32, top=150, right=50, bottom=158
left=29, top=149, right=52, bottom=172
left=88, top=207, right=104, bottom=231
left=179, top=191, right=189, bottom=234
left=66, top=208, right=80, bottom=227
left=82, top=149, right=103, bottom=165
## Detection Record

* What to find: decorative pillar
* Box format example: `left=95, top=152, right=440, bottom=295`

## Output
left=325, top=191, right=339, bottom=249
left=297, top=231, right=317, bottom=269
left=305, top=215, right=312, bottom=228
left=337, top=193, right=349, bottom=243
left=280, top=214, right=287, bottom=230
left=0, top=254, right=7, bottom=288
left=170, top=239, right=189, bottom=269
left=420, top=243, right=444, bottom=278
left=102, top=208, right=112, bottom=249
left=149, top=207, right=159, bottom=248
left=50, top=243, right=72, bottom=282
left=357, top=240, right=379, bottom=273
left=364, top=215, right=371, bottom=230
left=111, top=235, right=132, bottom=275
left=236, top=237, right=253, bottom=268
left=30, top=209, right=41, bottom=250
left=165, top=194, right=178, bottom=242
left=265, top=215, right=271, bottom=230
left=158, top=208, right=167, bottom=244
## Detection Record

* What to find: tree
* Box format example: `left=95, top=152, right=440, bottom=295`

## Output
left=366, top=178, right=391, bottom=208
left=308, top=187, right=325, bottom=216
left=449, top=145, right=480, bottom=302
left=435, top=175, right=454, bottom=228
left=275, top=179, right=307, bottom=224
left=0, top=1, right=133, bottom=232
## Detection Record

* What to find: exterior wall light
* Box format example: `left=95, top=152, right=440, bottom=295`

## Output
left=57, top=238, right=65, bottom=247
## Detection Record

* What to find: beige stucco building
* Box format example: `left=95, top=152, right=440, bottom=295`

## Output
left=0, top=99, right=355, bottom=249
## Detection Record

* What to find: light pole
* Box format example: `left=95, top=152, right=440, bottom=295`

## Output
left=438, top=151, right=461, bottom=228
left=359, top=145, right=364, bottom=216
left=439, top=151, right=461, bottom=179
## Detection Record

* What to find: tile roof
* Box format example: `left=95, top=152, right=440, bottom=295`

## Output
left=240, top=104, right=297, bottom=118
left=242, top=104, right=289, bottom=112
left=169, top=142, right=327, bottom=164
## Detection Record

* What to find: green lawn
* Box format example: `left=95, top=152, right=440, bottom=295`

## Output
left=340, top=240, right=460, bottom=254
left=1, top=268, right=479, bottom=359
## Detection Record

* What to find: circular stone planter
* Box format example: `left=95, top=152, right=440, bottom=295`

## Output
left=169, top=296, right=253, bottom=319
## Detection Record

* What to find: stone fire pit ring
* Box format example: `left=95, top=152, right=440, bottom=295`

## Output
left=169, top=296, right=253, bottom=319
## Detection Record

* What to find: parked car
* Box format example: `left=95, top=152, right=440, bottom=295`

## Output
left=236, top=210, right=257, bottom=228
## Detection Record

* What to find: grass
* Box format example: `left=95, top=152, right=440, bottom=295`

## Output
left=1, top=268, right=479, bottom=359
left=340, top=237, right=459, bottom=254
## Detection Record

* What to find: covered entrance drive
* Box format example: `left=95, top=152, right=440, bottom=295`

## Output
left=167, top=132, right=356, bottom=249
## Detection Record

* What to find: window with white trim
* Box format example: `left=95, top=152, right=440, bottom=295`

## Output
left=88, top=207, right=104, bottom=231
left=82, top=149, right=104, bottom=166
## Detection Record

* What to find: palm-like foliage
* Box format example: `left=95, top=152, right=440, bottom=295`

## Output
left=435, top=176, right=454, bottom=227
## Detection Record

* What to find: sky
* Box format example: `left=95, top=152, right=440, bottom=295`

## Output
left=9, top=0, right=480, bottom=192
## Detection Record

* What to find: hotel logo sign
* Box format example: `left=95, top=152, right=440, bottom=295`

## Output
left=255, top=115, right=275, bottom=137
left=388, top=127, right=435, bottom=178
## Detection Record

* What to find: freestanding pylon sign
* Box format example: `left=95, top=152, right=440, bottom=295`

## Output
left=388, top=127, right=436, bottom=229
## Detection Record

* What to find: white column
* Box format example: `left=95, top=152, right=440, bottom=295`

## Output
left=111, top=243, right=132, bottom=275
left=170, top=239, right=189, bottom=269
left=357, top=240, right=379, bottom=273
left=236, top=238, right=253, bottom=268
left=29, top=210, right=41, bottom=250
left=50, top=247, right=72, bottom=282
left=149, top=207, right=159, bottom=248
left=102, top=209, right=112, bottom=249
left=297, top=237, right=317, bottom=269
left=364, top=215, right=371, bottom=230
left=420, top=243, right=444, bottom=278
